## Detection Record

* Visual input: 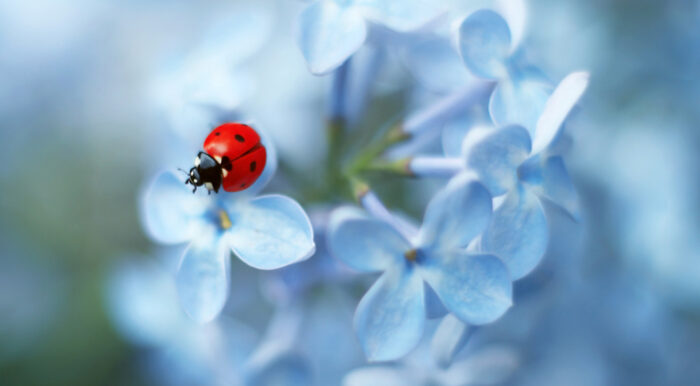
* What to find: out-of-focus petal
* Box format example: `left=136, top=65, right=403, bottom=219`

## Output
left=441, top=114, right=475, bottom=158
left=176, top=231, right=230, bottom=323
left=403, top=37, right=473, bottom=94
left=228, top=195, right=315, bottom=270
left=531, top=71, right=589, bottom=154
left=356, top=0, right=443, bottom=32
left=520, top=156, right=580, bottom=220
left=458, top=9, right=511, bottom=79
left=354, top=267, right=425, bottom=361
left=245, top=352, right=312, bottom=386
left=140, top=171, right=208, bottom=245
left=489, top=77, right=551, bottom=135
left=343, top=366, right=407, bottom=386
left=431, top=314, right=472, bottom=368
left=185, top=61, right=253, bottom=111
left=193, top=5, right=272, bottom=65
left=418, top=251, right=512, bottom=325
left=443, top=345, right=520, bottom=384
left=106, top=259, right=184, bottom=346
left=417, top=174, right=492, bottom=251
left=462, top=124, right=531, bottom=196
left=496, top=0, right=527, bottom=49
left=329, top=217, right=409, bottom=272
left=481, top=184, right=548, bottom=280
left=296, top=1, right=367, bottom=75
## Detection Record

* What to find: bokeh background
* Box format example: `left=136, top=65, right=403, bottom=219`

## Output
left=1, top=0, right=699, bottom=385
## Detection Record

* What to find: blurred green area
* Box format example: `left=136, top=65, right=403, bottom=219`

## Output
left=0, top=134, right=150, bottom=385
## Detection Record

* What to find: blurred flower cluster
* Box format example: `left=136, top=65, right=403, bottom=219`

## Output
left=85, top=1, right=697, bottom=385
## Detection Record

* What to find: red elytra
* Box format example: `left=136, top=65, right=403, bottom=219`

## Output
left=203, top=123, right=266, bottom=192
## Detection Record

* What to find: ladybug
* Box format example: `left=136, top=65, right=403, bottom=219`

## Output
left=184, top=123, right=266, bottom=194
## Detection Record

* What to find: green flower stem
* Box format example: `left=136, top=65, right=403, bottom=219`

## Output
left=345, top=123, right=410, bottom=177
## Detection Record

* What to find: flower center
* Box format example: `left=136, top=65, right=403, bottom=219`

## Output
left=218, top=210, right=232, bottom=230
left=404, top=249, right=417, bottom=262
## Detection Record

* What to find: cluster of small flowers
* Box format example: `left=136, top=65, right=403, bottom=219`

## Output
left=109, top=1, right=590, bottom=384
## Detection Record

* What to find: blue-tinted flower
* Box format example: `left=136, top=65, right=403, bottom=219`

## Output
left=410, top=72, right=589, bottom=280
left=344, top=316, right=519, bottom=385
left=105, top=258, right=312, bottom=385
left=296, top=0, right=443, bottom=74
left=458, top=9, right=552, bottom=133
left=140, top=151, right=315, bottom=323
left=329, top=174, right=512, bottom=361
left=345, top=344, right=518, bottom=385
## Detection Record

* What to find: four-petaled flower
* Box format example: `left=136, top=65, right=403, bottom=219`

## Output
left=461, top=71, right=589, bottom=280
left=410, top=71, right=589, bottom=280
left=140, top=155, right=315, bottom=322
left=329, top=174, right=512, bottom=361
left=458, top=9, right=552, bottom=133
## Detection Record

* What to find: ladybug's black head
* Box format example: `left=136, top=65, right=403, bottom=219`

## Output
left=186, top=167, right=203, bottom=186
left=183, top=152, right=222, bottom=194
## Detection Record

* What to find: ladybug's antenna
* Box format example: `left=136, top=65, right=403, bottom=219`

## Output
left=178, top=168, right=192, bottom=187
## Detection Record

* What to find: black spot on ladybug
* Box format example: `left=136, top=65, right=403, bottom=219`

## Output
left=221, top=156, right=232, bottom=171
left=250, top=161, right=257, bottom=172
left=235, top=134, right=245, bottom=142
left=215, top=132, right=221, bottom=136
left=240, top=183, right=246, bottom=188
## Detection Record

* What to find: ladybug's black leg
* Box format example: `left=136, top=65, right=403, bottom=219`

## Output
left=208, top=190, right=211, bottom=196
left=192, top=186, right=197, bottom=194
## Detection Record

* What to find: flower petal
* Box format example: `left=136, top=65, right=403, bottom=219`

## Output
left=106, top=259, right=184, bottom=346
left=496, top=0, right=527, bottom=49
left=458, top=9, right=511, bottom=79
left=431, top=314, right=473, bottom=368
left=445, top=345, right=520, bottom=384
left=354, top=267, right=425, bottom=361
left=481, top=184, right=548, bottom=280
left=245, top=352, right=312, bottom=386
left=489, top=77, right=551, bottom=135
left=296, top=1, right=367, bottom=75
left=344, top=366, right=407, bottom=386
left=328, top=217, right=409, bottom=273
left=418, top=251, right=512, bottom=325
left=417, top=173, right=492, bottom=251
left=441, top=104, right=491, bottom=158
left=228, top=195, right=315, bottom=270
left=462, top=124, right=531, bottom=196
left=520, top=155, right=580, bottom=220
left=176, top=232, right=230, bottom=323
left=140, top=171, right=208, bottom=245
left=355, top=0, right=442, bottom=32
left=532, top=71, right=589, bottom=154
left=185, top=61, right=254, bottom=111
left=193, top=6, right=272, bottom=65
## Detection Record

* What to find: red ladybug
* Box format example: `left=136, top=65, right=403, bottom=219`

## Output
left=184, top=123, right=266, bottom=194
